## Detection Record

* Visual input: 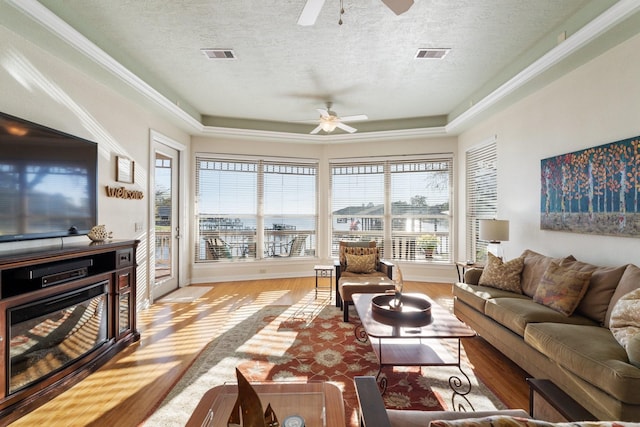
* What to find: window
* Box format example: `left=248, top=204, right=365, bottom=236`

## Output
left=195, top=155, right=317, bottom=261
left=330, top=156, right=453, bottom=263
left=465, top=139, right=497, bottom=262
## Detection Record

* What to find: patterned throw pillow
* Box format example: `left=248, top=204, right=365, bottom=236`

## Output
left=430, top=415, right=633, bottom=427
left=341, top=246, right=378, bottom=269
left=345, top=253, right=376, bottom=273
left=478, top=253, right=524, bottom=294
left=609, top=288, right=640, bottom=367
left=533, top=262, right=592, bottom=316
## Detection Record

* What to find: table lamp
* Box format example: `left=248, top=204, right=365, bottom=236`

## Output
left=479, top=219, right=509, bottom=259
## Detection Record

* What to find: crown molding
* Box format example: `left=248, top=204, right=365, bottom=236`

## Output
left=199, top=124, right=449, bottom=143
left=6, top=0, right=204, bottom=133
left=446, top=0, right=640, bottom=133
left=9, top=0, right=640, bottom=142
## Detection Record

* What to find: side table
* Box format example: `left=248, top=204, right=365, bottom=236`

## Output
left=313, top=265, right=333, bottom=299
left=455, top=261, right=484, bottom=282
left=527, top=378, right=596, bottom=422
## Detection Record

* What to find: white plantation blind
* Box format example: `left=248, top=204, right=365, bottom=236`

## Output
left=465, top=140, right=497, bottom=262
left=195, top=155, right=317, bottom=261
left=390, top=158, right=453, bottom=262
left=196, top=158, right=258, bottom=215
left=263, top=162, right=317, bottom=217
left=330, top=156, right=453, bottom=262
left=330, top=161, right=386, bottom=256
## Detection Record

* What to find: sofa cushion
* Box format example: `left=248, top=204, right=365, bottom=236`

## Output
left=338, top=276, right=395, bottom=302
left=606, top=264, right=640, bottom=327
left=485, top=297, right=596, bottom=337
left=533, top=262, right=591, bottom=316
left=478, top=253, right=524, bottom=294
left=520, top=250, right=575, bottom=298
left=453, top=282, right=529, bottom=313
left=345, top=252, right=376, bottom=273
left=559, top=258, right=627, bottom=325
left=609, top=288, right=640, bottom=367
left=525, top=322, right=640, bottom=404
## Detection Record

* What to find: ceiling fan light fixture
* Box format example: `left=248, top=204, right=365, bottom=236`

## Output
left=320, top=120, right=337, bottom=132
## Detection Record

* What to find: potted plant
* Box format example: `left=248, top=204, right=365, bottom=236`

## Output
left=417, top=234, right=438, bottom=259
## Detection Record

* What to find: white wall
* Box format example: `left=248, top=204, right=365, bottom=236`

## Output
left=5, top=16, right=639, bottom=300
left=458, top=32, right=640, bottom=267
left=0, top=25, right=191, bottom=309
left=190, top=135, right=458, bottom=283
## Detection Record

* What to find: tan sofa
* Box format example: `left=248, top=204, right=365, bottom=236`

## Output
left=453, top=249, right=640, bottom=421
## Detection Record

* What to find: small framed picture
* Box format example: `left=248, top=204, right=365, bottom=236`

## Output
left=116, top=156, right=134, bottom=183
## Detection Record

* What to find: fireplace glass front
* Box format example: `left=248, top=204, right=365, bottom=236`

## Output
left=7, top=281, right=108, bottom=394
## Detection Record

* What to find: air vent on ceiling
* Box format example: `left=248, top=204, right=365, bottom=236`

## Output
left=415, top=48, right=450, bottom=59
left=201, top=49, right=236, bottom=60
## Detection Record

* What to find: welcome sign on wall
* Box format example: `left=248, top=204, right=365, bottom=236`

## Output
left=540, top=135, right=640, bottom=237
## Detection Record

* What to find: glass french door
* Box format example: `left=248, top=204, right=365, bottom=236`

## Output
left=153, top=146, right=180, bottom=298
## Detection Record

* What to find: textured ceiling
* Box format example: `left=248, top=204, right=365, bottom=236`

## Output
left=5, top=0, right=637, bottom=135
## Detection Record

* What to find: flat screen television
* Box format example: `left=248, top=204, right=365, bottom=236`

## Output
left=0, top=112, right=98, bottom=242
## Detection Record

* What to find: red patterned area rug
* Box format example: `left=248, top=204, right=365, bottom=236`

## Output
left=144, top=297, right=504, bottom=426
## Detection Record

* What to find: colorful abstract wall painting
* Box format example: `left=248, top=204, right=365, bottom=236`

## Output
left=540, top=135, right=640, bottom=237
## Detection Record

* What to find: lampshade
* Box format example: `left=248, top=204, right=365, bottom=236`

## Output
left=479, top=219, right=509, bottom=243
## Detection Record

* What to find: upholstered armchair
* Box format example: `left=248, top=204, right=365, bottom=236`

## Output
left=335, top=241, right=395, bottom=321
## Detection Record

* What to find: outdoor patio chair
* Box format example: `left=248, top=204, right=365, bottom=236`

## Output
left=274, top=234, right=308, bottom=257
left=205, top=237, right=232, bottom=260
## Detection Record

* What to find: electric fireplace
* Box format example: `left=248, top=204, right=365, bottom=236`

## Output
left=7, top=280, right=108, bottom=394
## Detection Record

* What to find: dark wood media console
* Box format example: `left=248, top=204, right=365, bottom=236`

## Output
left=0, top=239, right=139, bottom=425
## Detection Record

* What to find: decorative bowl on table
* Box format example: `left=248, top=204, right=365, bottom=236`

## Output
left=371, top=294, right=432, bottom=325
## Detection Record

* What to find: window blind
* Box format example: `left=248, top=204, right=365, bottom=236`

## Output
left=195, top=155, right=317, bottom=261
left=330, top=156, right=453, bottom=263
left=465, top=140, right=497, bottom=262
left=390, top=158, right=452, bottom=262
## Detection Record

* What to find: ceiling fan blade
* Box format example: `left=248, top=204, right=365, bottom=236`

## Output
left=381, top=0, right=414, bottom=15
left=310, top=124, right=323, bottom=134
left=317, top=108, right=330, bottom=117
left=297, top=0, right=325, bottom=26
left=340, top=114, right=368, bottom=122
left=336, top=122, right=357, bottom=133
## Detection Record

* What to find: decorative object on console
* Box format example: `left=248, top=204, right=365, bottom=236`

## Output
left=540, top=134, right=640, bottom=237
left=87, top=225, right=113, bottom=242
left=479, top=219, right=509, bottom=259
left=228, top=368, right=279, bottom=427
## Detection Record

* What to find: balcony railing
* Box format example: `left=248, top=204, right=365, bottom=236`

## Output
left=196, top=229, right=316, bottom=262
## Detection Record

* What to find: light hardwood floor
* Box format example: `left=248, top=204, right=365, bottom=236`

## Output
left=8, top=278, right=530, bottom=426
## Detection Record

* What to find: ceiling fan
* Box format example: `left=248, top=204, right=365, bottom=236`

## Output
left=306, top=102, right=368, bottom=134
left=297, top=0, right=415, bottom=26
